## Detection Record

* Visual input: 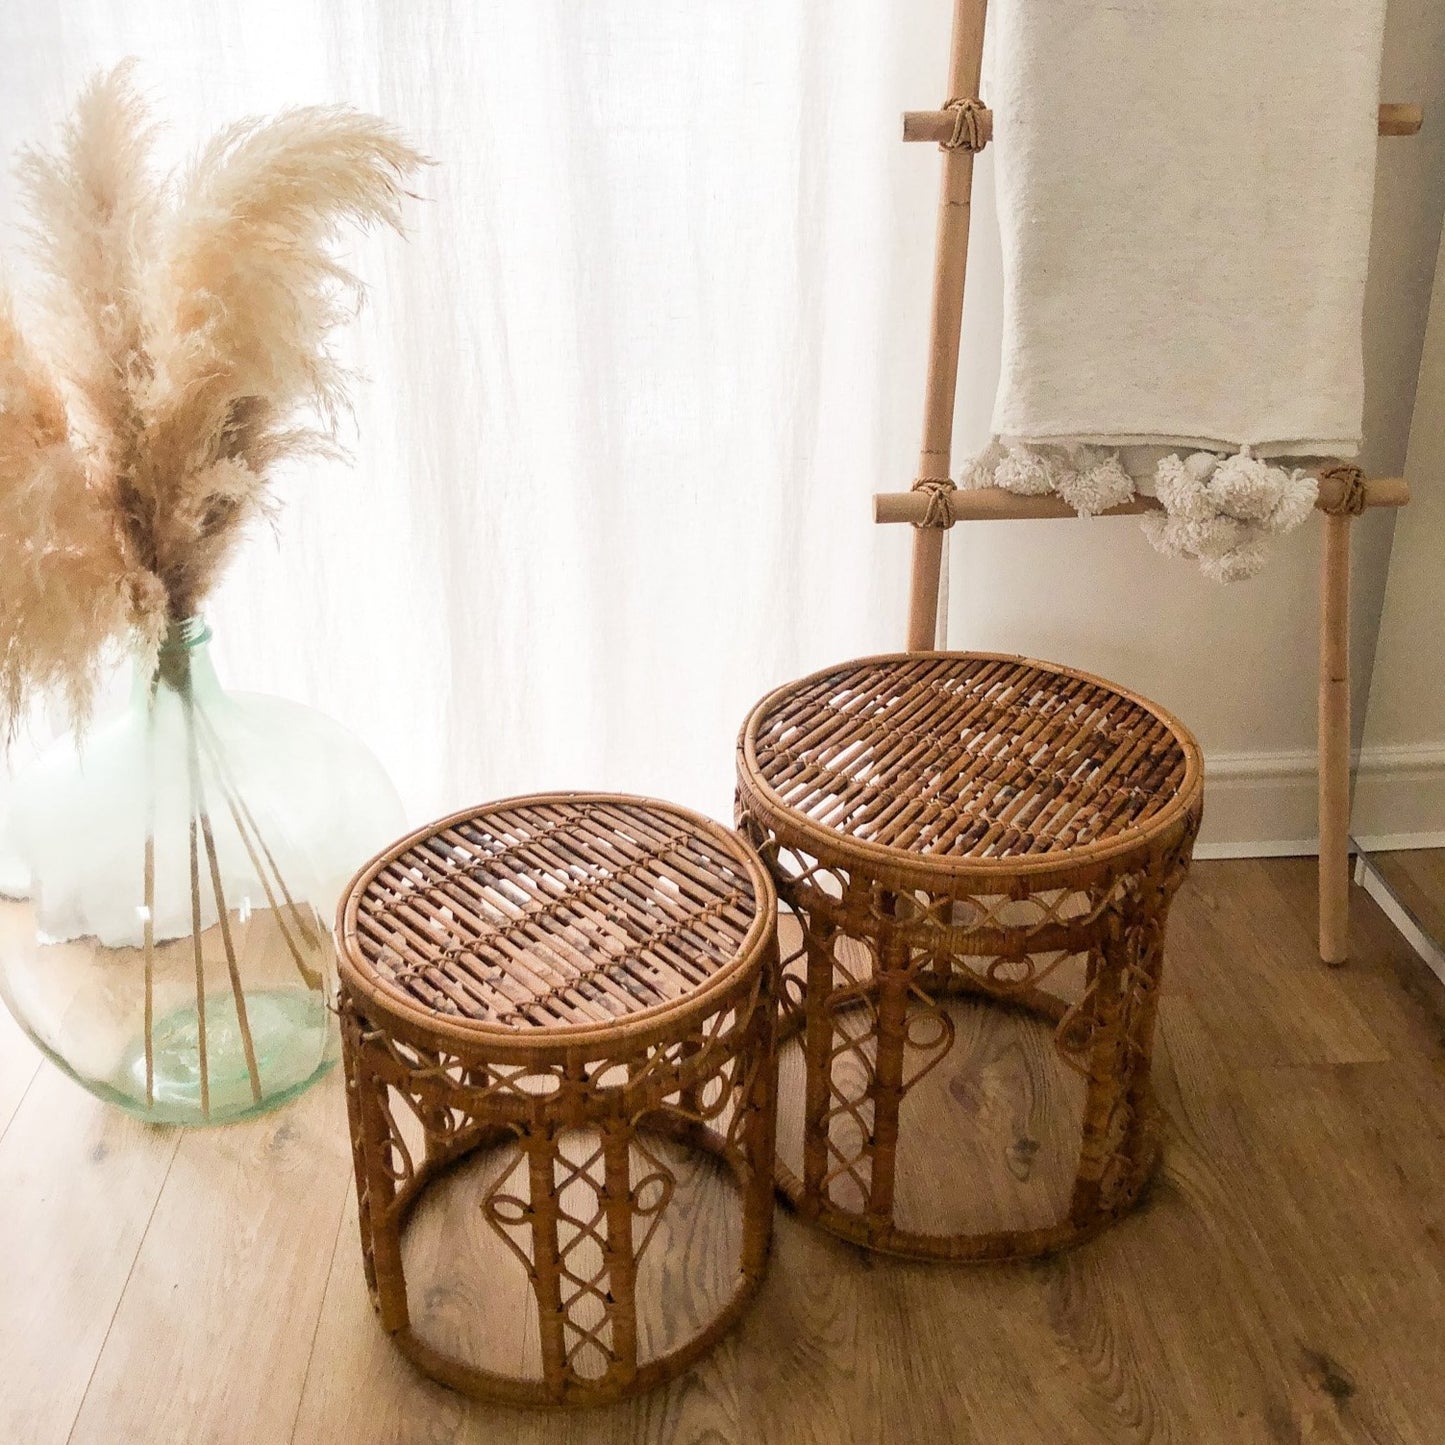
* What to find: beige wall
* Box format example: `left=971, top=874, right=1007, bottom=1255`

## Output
left=944, top=0, right=1445, bottom=854
left=1354, top=217, right=1445, bottom=845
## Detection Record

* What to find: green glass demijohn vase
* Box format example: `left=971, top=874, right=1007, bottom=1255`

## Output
left=0, top=619, right=405, bottom=1125
left=0, top=64, right=427, bottom=1127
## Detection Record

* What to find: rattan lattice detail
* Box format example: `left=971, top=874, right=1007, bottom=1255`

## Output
left=336, top=793, right=779, bottom=1407
left=740, top=653, right=1196, bottom=865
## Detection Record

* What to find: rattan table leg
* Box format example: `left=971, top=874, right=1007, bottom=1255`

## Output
left=599, top=1120, right=641, bottom=1389
left=524, top=1126, right=570, bottom=1399
left=346, top=1024, right=410, bottom=1334
left=1068, top=941, right=1130, bottom=1226
left=338, top=1033, right=779, bottom=1406
left=865, top=927, right=911, bottom=1232
left=740, top=936, right=781, bottom=1279
left=340, top=1009, right=377, bottom=1302
left=1117, top=914, right=1169, bottom=1178
left=799, top=922, right=836, bottom=1218
left=1067, top=895, right=1173, bottom=1227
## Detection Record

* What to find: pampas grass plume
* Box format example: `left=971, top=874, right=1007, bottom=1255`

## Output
left=0, top=63, right=427, bottom=737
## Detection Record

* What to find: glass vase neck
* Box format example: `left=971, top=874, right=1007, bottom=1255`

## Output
left=134, top=616, right=222, bottom=702
left=162, top=616, right=213, bottom=652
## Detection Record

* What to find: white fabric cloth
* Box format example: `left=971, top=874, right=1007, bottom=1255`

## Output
left=984, top=0, right=1388, bottom=461
left=0, top=1, right=950, bottom=830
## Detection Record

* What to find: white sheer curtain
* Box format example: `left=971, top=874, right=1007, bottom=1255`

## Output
left=0, top=1, right=1003, bottom=826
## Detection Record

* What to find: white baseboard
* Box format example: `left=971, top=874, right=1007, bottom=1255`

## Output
left=1350, top=742, right=1445, bottom=846
left=1194, top=836, right=1317, bottom=861
left=1198, top=742, right=1445, bottom=859
left=1352, top=829, right=1445, bottom=853
left=1197, top=749, right=1319, bottom=858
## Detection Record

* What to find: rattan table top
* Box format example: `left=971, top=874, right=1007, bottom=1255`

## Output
left=337, top=794, right=772, bottom=1037
left=738, top=652, right=1202, bottom=872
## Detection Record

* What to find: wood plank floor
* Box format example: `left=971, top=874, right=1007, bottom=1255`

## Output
left=3, top=857, right=1445, bottom=1444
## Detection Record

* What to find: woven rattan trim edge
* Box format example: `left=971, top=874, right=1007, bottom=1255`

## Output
left=737, top=651, right=1205, bottom=883
left=335, top=791, right=778, bottom=1051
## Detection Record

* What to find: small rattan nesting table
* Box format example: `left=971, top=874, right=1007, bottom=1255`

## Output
left=335, top=793, right=778, bottom=1407
left=736, top=652, right=1203, bottom=1260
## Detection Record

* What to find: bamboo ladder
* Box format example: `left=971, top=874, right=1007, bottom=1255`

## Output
left=873, top=0, right=1422, bottom=965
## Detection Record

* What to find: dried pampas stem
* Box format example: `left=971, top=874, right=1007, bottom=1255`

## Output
left=187, top=695, right=263, bottom=1106
left=186, top=806, right=211, bottom=1121
left=142, top=691, right=157, bottom=1106
left=193, top=708, right=324, bottom=991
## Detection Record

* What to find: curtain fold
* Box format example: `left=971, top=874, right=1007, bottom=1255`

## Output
left=0, top=1, right=1002, bottom=824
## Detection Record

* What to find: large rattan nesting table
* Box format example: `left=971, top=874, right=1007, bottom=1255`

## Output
left=736, top=651, right=1203, bottom=1260
left=336, top=794, right=778, bottom=1407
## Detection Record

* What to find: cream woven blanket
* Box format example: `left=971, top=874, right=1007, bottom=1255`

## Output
left=969, top=0, right=1388, bottom=578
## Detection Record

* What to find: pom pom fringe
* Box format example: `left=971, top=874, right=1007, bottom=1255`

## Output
left=959, top=440, right=1320, bottom=581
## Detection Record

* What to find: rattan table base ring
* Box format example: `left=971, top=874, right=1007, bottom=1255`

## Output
left=736, top=652, right=1204, bottom=1261
left=336, top=794, right=779, bottom=1407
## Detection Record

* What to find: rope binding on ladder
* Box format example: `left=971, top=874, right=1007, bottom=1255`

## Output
left=1319, top=463, right=1368, bottom=516
left=911, top=477, right=957, bottom=528
left=940, top=98, right=988, bottom=153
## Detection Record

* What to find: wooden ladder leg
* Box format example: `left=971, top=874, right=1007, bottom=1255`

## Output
left=905, top=0, right=989, bottom=652
left=1319, top=512, right=1353, bottom=965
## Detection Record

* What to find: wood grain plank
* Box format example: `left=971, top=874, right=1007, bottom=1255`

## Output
left=0, top=1067, right=180, bottom=1445
left=1165, top=859, right=1388, bottom=1066
left=292, top=1188, right=545, bottom=1445
left=889, top=1015, right=1291, bottom=1444
left=0, top=900, right=47, bottom=1140
left=398, top=1133, right=535, bottom=1388
left=1151, top=960, right=1445, bottom=1443
left=1144, top=999, right=1390, bottom=1443
left=898, top=995, right=1083, bottom=1239
left=1265, top=856, right=1445, bottom=1071
left=66, top=1074, right=351, bottom=1445
left=1228, top=1063, right=1443, bottom=1444
left=6, top=859, right=1445, bottom=1444
left=0, top=998, right=41, bottom=1142
left=734, top=1214, right=899, bottom=1445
